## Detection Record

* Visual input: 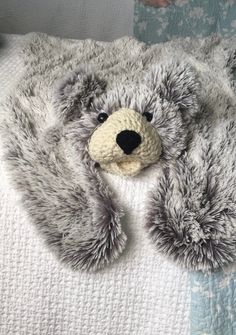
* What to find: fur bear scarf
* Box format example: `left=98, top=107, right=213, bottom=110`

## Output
left=1, top=33, right=236, bottom=272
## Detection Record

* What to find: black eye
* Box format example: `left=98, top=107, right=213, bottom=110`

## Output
left=97, top=112, right=108, bottom=123
left=143, top=111, right=153, bottom=122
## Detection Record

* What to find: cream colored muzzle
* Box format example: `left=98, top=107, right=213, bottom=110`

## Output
left=88, top=108, right=162, bottom=176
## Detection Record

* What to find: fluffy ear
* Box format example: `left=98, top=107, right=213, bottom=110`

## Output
left=145, top=61, right=200, bottom=120
left=53, top=67, right=107, bottom=123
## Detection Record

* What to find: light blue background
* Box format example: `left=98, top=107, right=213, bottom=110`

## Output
left=134, top=0, right=236, bottom=44
left=191, top=269, right=236, bottom=335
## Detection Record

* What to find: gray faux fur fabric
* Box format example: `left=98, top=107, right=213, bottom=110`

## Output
left=0, top=33, right=235, bottom=272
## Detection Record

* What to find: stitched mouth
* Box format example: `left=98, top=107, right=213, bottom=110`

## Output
left=114, top=160, right=141, bottom=175
left=101, top=160, right=142, bottom=176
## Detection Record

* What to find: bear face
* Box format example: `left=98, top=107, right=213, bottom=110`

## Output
left=87, top=83, right=165, bottom=176
left=54, top=62, right=200, bottom=177
left=88, top=108, right=162, bottom=176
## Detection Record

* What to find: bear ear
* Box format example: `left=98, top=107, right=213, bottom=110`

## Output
left=145, top=61, right=200, bottom=120
left=53, top=67, right=107, bottom=123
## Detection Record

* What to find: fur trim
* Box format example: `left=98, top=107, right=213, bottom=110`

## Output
left=146, top=106, right=236, bottom=271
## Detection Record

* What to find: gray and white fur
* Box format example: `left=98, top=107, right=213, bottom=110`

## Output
left=0, top=33, right=235, bottom=272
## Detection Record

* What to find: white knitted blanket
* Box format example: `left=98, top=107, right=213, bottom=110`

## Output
left=0, top=34, right=190, bottom=335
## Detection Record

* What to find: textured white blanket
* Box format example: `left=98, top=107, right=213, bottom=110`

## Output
left=0, top=34, right=190, bottom=335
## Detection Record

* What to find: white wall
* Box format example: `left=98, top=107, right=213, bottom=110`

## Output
left=0, top=0, right=134, bottom=41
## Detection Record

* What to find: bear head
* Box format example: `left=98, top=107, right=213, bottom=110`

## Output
left=53, top=61, right=200, bottom=177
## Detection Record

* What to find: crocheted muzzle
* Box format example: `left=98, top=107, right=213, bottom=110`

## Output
left=88, top=108, right=162, bottom=176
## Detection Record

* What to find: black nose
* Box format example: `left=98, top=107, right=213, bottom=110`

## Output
left=116, top=130, right=141, bottom=155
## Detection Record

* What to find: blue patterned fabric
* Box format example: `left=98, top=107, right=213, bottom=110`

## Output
left=191, top=269, right=236, bottom=335
left=134, top=0, right=236, bottom=44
